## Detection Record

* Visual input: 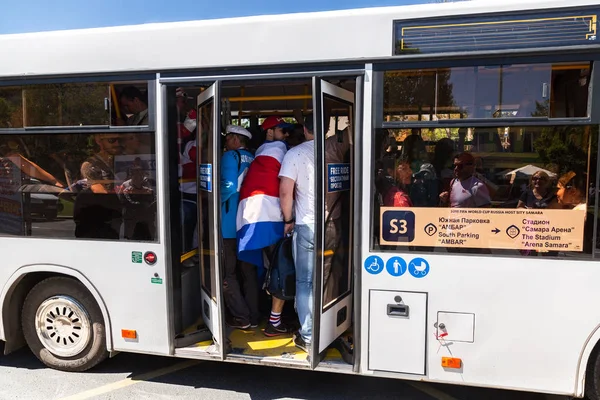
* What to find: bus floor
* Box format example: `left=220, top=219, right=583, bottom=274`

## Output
left=225, top=322, right=353, bottom=366
left=177, top=318, right=353, bottom=367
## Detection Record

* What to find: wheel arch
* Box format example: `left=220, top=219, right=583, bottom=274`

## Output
left=0, top=264, right=113, bottom=354
left=576, top=323, right=600, bottom=397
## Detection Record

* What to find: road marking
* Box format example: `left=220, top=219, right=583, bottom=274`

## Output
left=407, top=381, right=461, bottom=400
left=58, top=359, right=201, bottom=400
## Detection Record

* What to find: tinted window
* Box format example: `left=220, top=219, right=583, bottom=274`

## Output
left=371, top=124, right=599, bottom=259
left=0, top=81, right=150, bottom=128
left=0, top=132, right=157, bottom=241
left=384, top=63, right=591, bottom=121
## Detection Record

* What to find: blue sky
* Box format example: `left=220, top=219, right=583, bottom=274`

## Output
left=0, top=0, right=431, bottom=34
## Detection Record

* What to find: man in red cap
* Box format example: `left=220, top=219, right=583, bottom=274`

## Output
left=261, top=116, right=293, bottom=146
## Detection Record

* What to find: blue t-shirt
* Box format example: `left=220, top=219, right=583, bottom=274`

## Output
left=221, top=148, right=254, bottom=239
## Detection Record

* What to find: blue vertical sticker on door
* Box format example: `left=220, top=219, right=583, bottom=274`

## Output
left=199, top=163, right=212, bottom=192
left=327, top=163, right=351, bottom=192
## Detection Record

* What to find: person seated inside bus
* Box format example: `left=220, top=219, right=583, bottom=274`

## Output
left=236, top=116, right=295, bottom=335
left=221, top=124, right=255, bottom=330
left=517, top=171, right=556, bottom=209
left=117, top=86, right=149, bottom=126
left=543, top=170, right=599, bottom=255
left=439, top=152, right=491, bottom=208
left=375, top=156, right=413, bottom=208
left=401, top=128, right=427, bottom=173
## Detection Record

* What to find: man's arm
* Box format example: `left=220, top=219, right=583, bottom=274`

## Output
left=80, top=161, right=108, bottom=194
left=280, top=177, right=295, bottom=234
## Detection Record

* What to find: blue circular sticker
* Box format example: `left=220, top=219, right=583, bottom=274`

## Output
left=386, top=257, right=407, bottom=277
left=364, top=256, right=384, bottom=275
left=408, top=258, right=430, bottom=278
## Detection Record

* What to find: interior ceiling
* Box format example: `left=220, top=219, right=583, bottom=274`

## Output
left=178, top=78, right=355, bottom=116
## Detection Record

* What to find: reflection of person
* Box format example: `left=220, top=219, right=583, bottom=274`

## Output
left=80, top=134, right=122, bottom=193
left=517, top=171, right=555, bottom=209
left=74, top=134, right=123, bottom=239
left=118, top=166, right=155, bottom=241
left=323, top=125, right=352, bottom=307
left=439, top=152, right=491, bottom=208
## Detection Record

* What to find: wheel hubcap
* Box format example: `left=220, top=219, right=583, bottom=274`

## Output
left=35, top=296, right=91, bottom=357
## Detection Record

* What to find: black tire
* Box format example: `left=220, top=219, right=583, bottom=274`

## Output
left=21, top=277, right=109, bottom=372
left=587, top=347, right=600, bottom=400
left=44, top=211, right=58, bottom=221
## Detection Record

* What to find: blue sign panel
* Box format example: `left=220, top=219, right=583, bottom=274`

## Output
left=327, top=163, right=351, bottom=193
left=386, top=257, right=407, bottom=277
left=408, top=258, right=430, bottom=278
left=199, top=163, right=212, bottom=192
left=381, top=210, right=415, bottom=243
left=364, top=256, right=384, bottom=275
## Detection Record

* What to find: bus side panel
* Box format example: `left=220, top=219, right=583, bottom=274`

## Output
left=0, top=237, right=170, bottom=356
left=360, top=253, right=600, bottom=396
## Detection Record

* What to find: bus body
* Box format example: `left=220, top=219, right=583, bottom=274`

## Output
left=0, top=0, right=600, bottom=397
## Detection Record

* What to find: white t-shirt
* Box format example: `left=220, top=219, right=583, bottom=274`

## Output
left=279, top=140, right=315, bottom=225
left=449, top=176, right=491, bottom=208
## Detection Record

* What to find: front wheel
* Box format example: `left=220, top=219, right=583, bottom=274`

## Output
left=22, top=277, right=109, bottom=372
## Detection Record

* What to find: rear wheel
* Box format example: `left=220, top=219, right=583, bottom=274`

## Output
left=22, top=277, right=109, bottom=372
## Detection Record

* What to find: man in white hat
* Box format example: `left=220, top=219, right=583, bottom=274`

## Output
left=221, top=124, right=255, bottom=329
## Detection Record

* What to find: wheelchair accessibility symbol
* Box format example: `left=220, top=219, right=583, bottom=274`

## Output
left=408, top=258, right=430, bottom=278
left=364, top=256, right=384, bottom=275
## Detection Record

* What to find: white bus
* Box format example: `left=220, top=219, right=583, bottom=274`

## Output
left=0, top=0, right=600, bottom=397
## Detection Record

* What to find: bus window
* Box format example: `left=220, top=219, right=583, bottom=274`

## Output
left=383, top=62, right=591, bottom=121
left=0, top=87, right=23, bottom=128
left=0, top=81, right=150, bottom=128
left=372, top=125, right=599, bottom=259
left=0, top=132, right=157, bottom=241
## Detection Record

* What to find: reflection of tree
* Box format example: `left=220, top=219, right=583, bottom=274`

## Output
left=533, top=126, right=595, bottom=176
left=0, top=88, right=23, bottom=128
left=25, top=84, right=109, bottom=126
left=384, top=69, right=455, bottom=122
left=0, top=98, right=11, bottom=128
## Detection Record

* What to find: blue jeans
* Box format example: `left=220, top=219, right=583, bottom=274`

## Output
left=293, top=223, right=314, bottom=343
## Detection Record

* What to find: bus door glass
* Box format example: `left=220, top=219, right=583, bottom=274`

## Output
left=196, top=83, right=224, bottom=348
left=313, top=78, right=355, bottom=362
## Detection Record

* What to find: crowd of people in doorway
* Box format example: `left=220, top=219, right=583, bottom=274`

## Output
left=218, top=114, right=315, bottom=353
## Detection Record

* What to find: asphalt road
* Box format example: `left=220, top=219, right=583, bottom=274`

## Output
left=0, top=343, right=572, bottom=400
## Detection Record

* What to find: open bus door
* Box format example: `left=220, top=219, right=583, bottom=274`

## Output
left=195, top=83, right=224, bottom=351
left=312, top=78, right=355, bottom=367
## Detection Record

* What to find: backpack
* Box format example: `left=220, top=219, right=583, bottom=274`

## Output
left=263, top=236, right=296, bottom=300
